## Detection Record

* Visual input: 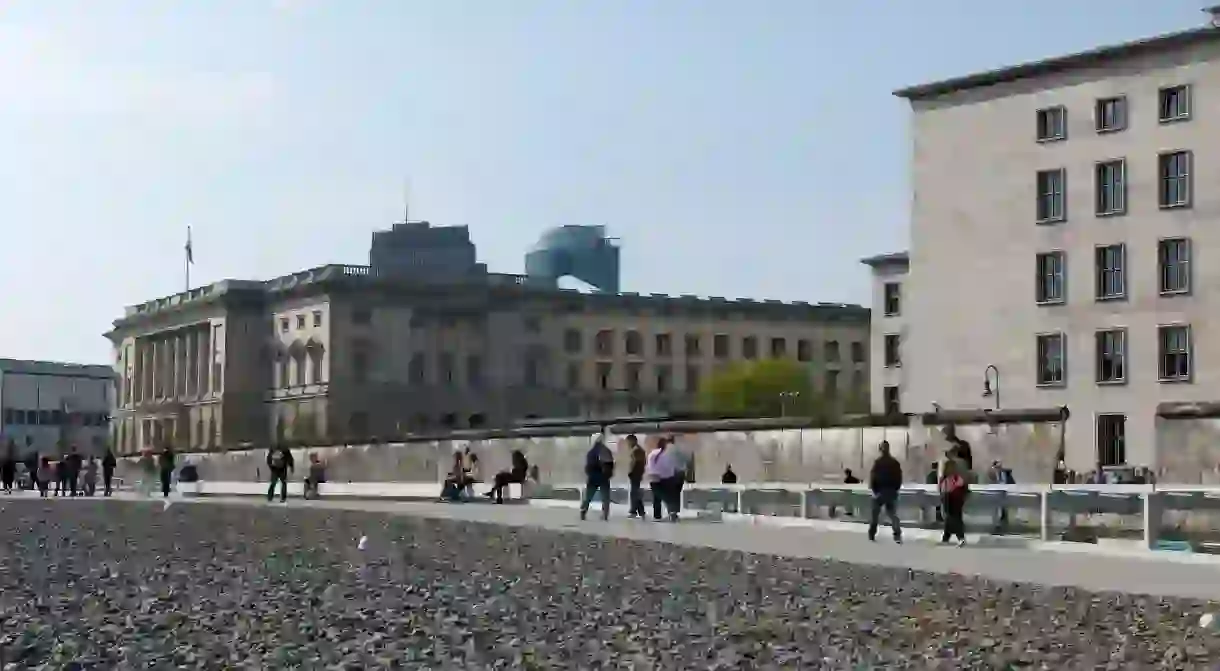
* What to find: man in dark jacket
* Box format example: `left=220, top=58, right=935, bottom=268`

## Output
left=625, top=435, right=646, bottom=519
left=867, top=440, right=904, bottom=543
left=266, top=445, right=295, bottom=502
left=158, top=445, right=176, bottom=498
left=101, top=449, right=117, bottom=496
left=579, top=433, right=614, bottom=521
left=64, top=447, right=83, bottom=496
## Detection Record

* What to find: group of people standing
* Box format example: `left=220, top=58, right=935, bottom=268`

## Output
left=0, top=445, right=118, bottom=498
left=867, top=428, right=975, bottom=546
left=581, top=433, right=691, bottom=522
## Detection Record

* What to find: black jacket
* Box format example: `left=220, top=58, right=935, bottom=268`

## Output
left=158, top=449, right=175, bottom=473
left=102, top=453, right=117, bottom=473
left=65, top=453, right=83, bottom=475
left=869, top=455, right=903, bottom=493
left=267, top=447, right=294, bottom=472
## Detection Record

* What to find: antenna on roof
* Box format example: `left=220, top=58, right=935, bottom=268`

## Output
left=402, top=178, right=411, bottom=224
left=1206, top=5, right=1220, bottom=27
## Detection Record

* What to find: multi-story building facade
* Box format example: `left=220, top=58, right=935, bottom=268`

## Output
left=105, top=225, right=870, bottom=454
left=861, top=252, right=908, bottom=416
left=893, top=10, right=1220, bottom=471
left=0, top=359, right=114, bottom=457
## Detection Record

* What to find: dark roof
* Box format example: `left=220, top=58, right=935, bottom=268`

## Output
left=894, top=26, right=1220, bottom=100
left=860, top=251, right=909, bottom=268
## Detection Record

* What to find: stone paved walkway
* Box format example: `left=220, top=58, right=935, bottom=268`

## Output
left=92, top=492, right=1220, bottom=602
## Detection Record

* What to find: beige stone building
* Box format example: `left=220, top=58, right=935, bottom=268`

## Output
left=892, top=8, right=1220, bottom=472
left=105, top=265, right=869, bottom=454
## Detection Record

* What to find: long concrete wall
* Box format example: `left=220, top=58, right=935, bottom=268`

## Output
left=121, top=416, right=1066, bottom=485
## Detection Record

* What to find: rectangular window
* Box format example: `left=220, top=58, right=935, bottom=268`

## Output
left=1095, top=329, right=1127, bottom=383
left=824, top=340, right=841, bottom=363
left=1094, top=159, right=1126, bottom=215
left=883, top=282, right=901, bottom=316
left=1094, top=244, right=1126, bottom=300
left=1097, top=414, right=1127, bottom=467
left=1036, top=169, right=1066, bottom=223
left=1158, top=85, right=1191, bottom=122
left=713, top=334, right=729, bottom=359
left=312, top=310, right=323, bottom=327
left=1095, top=96, right=1127, bottom=132
left=741, top=336, right=757, bottom=360
left=883, top=386, right=900, bottom=415
left=1035, top=251, right=1066, bottom=304
left=1158, top=151, right=1191, bottom=208
left=295, top=314, right=306, bottom=329
left=597, top=362, right=612, bottom=390
left=564, top=328, right=582, bottom=353
left=1035, top=333, right=1066, bottom=386
left=655, top=333, right=672, bottom=357
left=624, top=331, right=642, bottom=356
left=625, top=362, right=642, bottom=392
left=797, top=339, right=812, bottom=362
left=279, top=318, right=289, bottom=333
left=684, top=334, right=701, bottom=357
left=566, top=362, right=581, bottom=389
left=655, top=365, right=671, bottom=393
left=595, top=329, right=613, bottom=356
left=851, top=341, right=865, bottom=363
left=1158, top=325, right=1191, bottom=382
left=769, top=337, right=786, bottom=358
left=685, top=365, right=700, bottom=393
left=1035, top=106, right=1066, bottom=141
left=883, top=334, right=901, bottom=367
left=1159, top=237, right=1191, bottom=295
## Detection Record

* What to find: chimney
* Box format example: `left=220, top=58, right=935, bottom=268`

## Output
left=1205, top=5, right=1220, bottom=27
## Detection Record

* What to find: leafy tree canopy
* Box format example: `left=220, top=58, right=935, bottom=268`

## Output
left=697, top=358, right=831, bottom=420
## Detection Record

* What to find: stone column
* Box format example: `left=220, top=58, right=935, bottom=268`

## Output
left=201, top=327, right=212, bottom=395
left=151, top=338, right=161, bottom=398
left=177, top=332, right=188, bottom=398
left=132, top=339, right=143, bottom=403
left=186, top=328, right=197, bottom=398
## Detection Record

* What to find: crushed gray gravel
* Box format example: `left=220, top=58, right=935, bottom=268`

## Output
left=0, top=498, right=1218, bottom=669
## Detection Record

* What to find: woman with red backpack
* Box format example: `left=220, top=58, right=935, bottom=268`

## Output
left=939, top=448, right=970, bottom=547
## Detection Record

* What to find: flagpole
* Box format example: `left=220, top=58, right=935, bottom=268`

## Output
left=185, top=226, right=192, bottom=292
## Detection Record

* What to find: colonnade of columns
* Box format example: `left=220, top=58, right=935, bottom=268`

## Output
left=130, top=324, right=215, bottom=405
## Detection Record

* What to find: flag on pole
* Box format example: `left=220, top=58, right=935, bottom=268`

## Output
left=185, top=226, right=194, bottom=264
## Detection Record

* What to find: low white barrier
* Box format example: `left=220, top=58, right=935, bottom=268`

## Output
left=178, top=480, right=1220, bottom=551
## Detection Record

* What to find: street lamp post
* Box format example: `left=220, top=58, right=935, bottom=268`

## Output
left=779, top=391, right=801, bottom=418
left=982, top=365, right=1001, bottom=410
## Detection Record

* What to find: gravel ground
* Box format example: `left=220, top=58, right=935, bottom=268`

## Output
left=0, top=498, right=1219, bottom=669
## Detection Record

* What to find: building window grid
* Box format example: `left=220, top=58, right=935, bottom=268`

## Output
left=1158, top=325, right=1191, bottom=382
left=1095, top=329, right=1127, bottom=384
left=1094, top=244, right=1126, bottom=301
left=882, top=386, right=900, bottom=415
left=1036, top=169, right=1066, bottom=223
left=1158, top=85, right=1191, bottom=123
left=741, top=336, right=757, bottom=360
left=1035, top=251, right=1066, bottom=304
left=1094, top=159, right=1126, bottom=216
left=1035, top=106, right=1066, bottom=142
left=1097, top=414, right=1127, bottom=468
left=797, top=339, right=812, bottom=362
left=824, top=340, right=841, bottom=363
left=883, top=334, right=901, bottom=368
left=1159, top=238, right=1191, bottom=295
left=1095, top=96, right=1127, bottom=132
left=1035, top=333, right=1066, bottom=386
left=883, top=282, right=901, bottom=316
left=1159, top=151, right=1191, bottom=208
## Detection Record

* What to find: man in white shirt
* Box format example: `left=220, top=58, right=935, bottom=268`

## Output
left=645, top=438, right=679, bottom=521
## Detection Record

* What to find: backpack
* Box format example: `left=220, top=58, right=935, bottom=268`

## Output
left=270, top=450, right=285, bottom=469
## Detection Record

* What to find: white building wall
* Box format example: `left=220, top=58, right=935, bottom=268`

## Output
left=867, top=261, right=910, bottom=414
left=904, top=37, right=1220, bottom=472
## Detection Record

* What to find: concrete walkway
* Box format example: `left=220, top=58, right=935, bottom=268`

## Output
left=89, top=492, right=1220, bottom=602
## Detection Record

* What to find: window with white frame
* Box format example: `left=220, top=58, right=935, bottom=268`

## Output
left=1158, top=325, right=1191, bottom=382
left=1095, top=159, right=1126, bottom=215
left=1158, top=237, right=1191, bottom=294
left=883, top=334, right=901, bottom=367
left=1035, top=333, right=1066, bottom=386
left=883, top=282, right=901, bottom=316
left=1035, top=251, right=1066, bottom=304
left=1035, top=106, right=1066, bottom=141
left=1095, top=96, right=1127, bottom=132
left=1036, top=169, right=1066, bottom=223
left=1094, top=244, right=1126, bottom=300
left=1158, top=85, right=1191, bottom=122
left=1097, top=414, right=1127, bottom=467
left=1158, top=151, right=1191, bottom=208
left=1095, top=329, right=1126, bottom=383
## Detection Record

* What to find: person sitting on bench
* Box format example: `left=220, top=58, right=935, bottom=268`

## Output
left=303, top=453, right=326, bottom=499
left=440, top=450, right=467, bottom=502
left=462, top=449, right=482, bottom=498
left=484, top=450, right=530, bottom=504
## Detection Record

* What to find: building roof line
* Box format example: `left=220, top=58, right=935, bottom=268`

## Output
left=894, top=26, right=1219, bottom=101
left=860, top=251, right=909, bottom=268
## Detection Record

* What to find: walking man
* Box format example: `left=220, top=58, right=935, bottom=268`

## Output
left=867, top=440, right=904, bottom=544
left=626, top=435, right=646, bottom=519
left=579, top=433, right=615, bottom=521
left=65, top=447, right=82, bottom=496
left=158, top=444, right=176, bottom=498
left=101, top=448, right=117, bottom=496
left=266, top=444, right=294, bottom=502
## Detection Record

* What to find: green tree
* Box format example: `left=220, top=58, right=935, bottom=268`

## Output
left=697, top=358, right=831, bottom=420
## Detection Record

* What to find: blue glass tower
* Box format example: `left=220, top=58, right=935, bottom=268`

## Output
left=524, top=225, right=621, bottom=293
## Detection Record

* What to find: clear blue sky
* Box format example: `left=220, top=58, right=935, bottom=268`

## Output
left=0, top=0, right=1205, bottom=363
